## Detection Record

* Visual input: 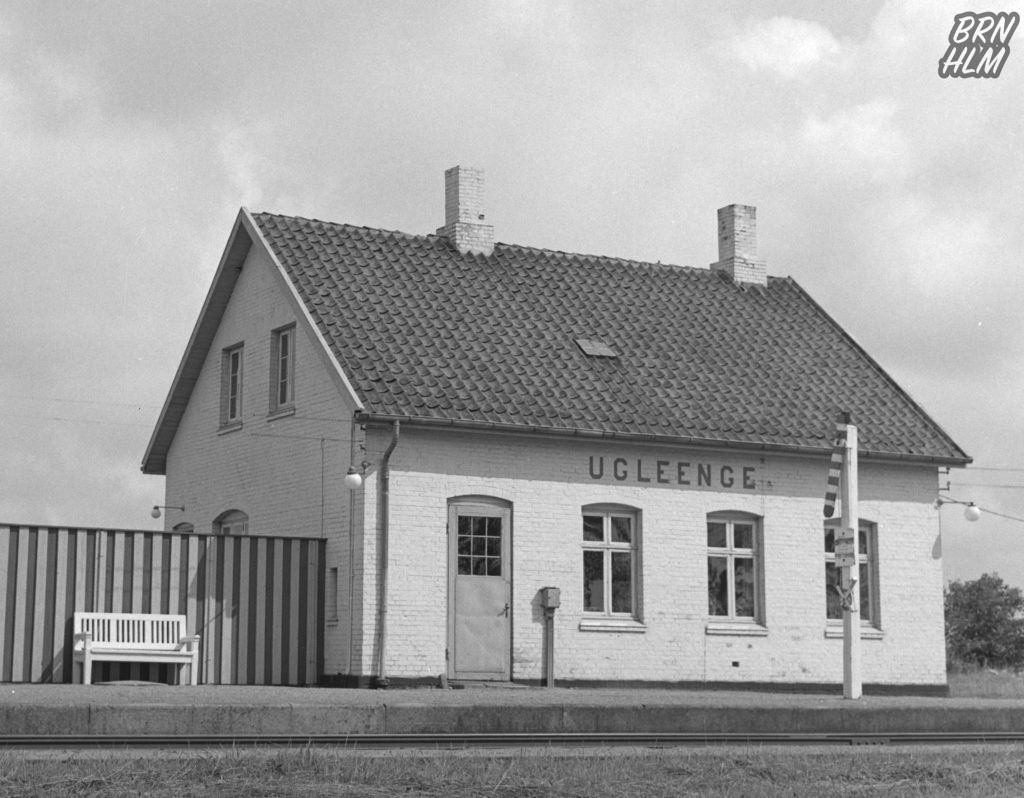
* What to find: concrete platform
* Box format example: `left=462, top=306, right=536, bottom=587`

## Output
left=3, top=683, right=1024, bottom=738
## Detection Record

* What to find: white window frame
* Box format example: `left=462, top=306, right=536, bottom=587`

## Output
left=580, top=504, right=643, bottom=631
left=270, top=325, right=295, bottom=414
left=824, top=519, right=882, bottom=637
left=705, top=512, right=766, bottom=634
left=221, top=343, right=244, bottom=428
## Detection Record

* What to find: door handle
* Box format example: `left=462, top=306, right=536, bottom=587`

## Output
left=501, top=603, right=509, bottom=617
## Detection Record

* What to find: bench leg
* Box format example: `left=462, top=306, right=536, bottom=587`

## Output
left=83, top=653, right=92, bottom=685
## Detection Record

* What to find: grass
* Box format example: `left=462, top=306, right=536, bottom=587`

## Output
left=6, top=749, right=1024, bottom=798
left=5, top=746, right=1024, bottom=797
left=948, top=667, right=1024, bottom=698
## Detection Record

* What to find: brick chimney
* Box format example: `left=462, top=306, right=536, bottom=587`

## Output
left=436, top=165, right=494, bottom=256
left=710, top=204, right=766, bottom=286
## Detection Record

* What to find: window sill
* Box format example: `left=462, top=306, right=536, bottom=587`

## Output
left=705, top=621, right=768, bottom=637
left=579, top=618, right=646, bottom=633
left=825, top=624, right=884, bottom=640
left=267, top=406, right=295, bottom=421
left=218, top=422, right=243, bottom=436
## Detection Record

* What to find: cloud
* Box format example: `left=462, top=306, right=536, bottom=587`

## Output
left=800, top=99, right=911, bottom=183
left=726, top=16, right=843, bottom=79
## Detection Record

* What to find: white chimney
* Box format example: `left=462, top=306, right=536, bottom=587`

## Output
left=710, top=204, right=767, bottom=286
left=437, top=165, right=494, bottom=256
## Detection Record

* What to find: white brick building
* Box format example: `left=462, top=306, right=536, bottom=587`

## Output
left=143, top=167, right=970, bottom=693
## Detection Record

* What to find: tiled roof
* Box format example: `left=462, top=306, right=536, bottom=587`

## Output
left=252, top=212, right=969, bottom=464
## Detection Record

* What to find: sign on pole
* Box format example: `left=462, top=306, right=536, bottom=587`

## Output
left=834, top=528, right=857, bottom=568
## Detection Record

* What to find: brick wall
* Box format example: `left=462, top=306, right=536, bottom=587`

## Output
left=367, top=426, right=945, bottom=687
left=162, top=242, right=359, bottom=675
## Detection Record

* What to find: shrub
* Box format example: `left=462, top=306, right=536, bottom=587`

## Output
left=945, top=573, right=1024, bottom=670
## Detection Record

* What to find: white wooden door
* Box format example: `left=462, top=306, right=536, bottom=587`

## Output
left=448, top=501, right=511, bottom=680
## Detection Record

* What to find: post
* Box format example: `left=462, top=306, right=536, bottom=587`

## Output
left=544, top=607, right=556, bottom=688
left=540, top=586, right=560, bottom=687
left=840, top=422, right=861, bottom=699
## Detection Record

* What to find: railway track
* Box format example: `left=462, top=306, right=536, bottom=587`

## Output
left=2, top=731, right=1024, bottom=750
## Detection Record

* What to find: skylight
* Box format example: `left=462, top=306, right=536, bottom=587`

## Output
left=575, top=338, right=618, bottom=358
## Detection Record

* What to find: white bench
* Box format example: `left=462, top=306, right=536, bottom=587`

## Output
left=73, top=612, right=201, bottom=686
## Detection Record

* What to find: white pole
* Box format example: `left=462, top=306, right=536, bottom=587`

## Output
left=840, top=423, right=861, bottom=699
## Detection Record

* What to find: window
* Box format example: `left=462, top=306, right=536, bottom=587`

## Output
left=171, top=522, right=194, bottom=534
left=221, top=344, right=244, bottom=427
left=214, top=509, right=248, bottom=536
left=456, top=515, right=503, bottom=576
left=582, top=505, right=640, bottom=619
left=270, top=325, right=295, bottom=413
left=707, top=513, right=763, bottom=623
left=825, top=520, right=879, bottom=629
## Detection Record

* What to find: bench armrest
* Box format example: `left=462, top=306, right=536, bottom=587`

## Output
left=178, top=635, right=201, bottom=652
left=73, top=631, right=93, bottom=650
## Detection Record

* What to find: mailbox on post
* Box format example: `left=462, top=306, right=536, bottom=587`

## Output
left=539, top=586, right=560, bottom=687
left=540, top=586, right=561, bottom=609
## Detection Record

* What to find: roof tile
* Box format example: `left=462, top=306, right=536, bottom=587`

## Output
left=253, top=212, right=968, bottom=463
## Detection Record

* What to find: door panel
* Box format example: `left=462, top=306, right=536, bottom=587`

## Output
left=448, top=502, right=511, bottom=680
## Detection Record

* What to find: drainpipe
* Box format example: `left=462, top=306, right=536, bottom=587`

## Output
left=374, top=420, right=400, bottom=688
left=346, top=415, right=360, bottom=677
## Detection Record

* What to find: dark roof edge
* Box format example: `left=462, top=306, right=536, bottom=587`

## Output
left=354, top=412, right=972, bottom=467
left=782, top=276, right=972, bottom=465
left=141, top=208, right=254, bottom=475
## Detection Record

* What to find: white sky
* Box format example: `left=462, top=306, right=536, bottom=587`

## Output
left=1, top=0, right=1022, bottom=586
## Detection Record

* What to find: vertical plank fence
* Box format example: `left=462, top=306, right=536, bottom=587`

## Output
left=0, top=525, right=325, bottom=685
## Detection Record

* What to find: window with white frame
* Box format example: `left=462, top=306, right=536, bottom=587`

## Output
left=221, top=343, right=244, bottom=427
left=270, top=325, right=295, bottom=412
left=706, top=512, right=763, bottom=622
left=214, top=509, right=248, bottom=536
left=825, top=520, right=879, bottom=627
left=582, top=505, right=640, bottom=618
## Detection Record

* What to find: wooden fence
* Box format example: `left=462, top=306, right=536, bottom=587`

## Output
left=0, top=525, right=325, bottom=685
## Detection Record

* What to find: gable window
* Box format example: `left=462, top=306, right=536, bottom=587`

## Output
left=214, top=509, right=248, bottom=536
left=825, top=520, right=880, bottom=634
left=270, top=325, right=295, bottom=413
left=220, top=343, right=244, bottom=428
left=706, top=512, right=764, bottom=626
left=582, top=505, right=641, bottom=623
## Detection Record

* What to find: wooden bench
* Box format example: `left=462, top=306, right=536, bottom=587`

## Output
left=73, top=612, right=201, bottom=685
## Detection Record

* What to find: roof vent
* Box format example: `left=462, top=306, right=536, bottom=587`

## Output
left=436, top=165, right=494, bottom=256
left=576, top=338, right=618, bottom=358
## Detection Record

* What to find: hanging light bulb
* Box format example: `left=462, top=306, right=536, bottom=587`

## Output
left=964, top=503, right=982, bottom=522
left=344, top=466, right=364, bottom=490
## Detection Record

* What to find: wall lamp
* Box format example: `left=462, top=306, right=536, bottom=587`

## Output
left=936, top=497, right=982, bottom=522
left=151, top=505, right=185, bottom=519
left=344, top=461, right=371, bottom=490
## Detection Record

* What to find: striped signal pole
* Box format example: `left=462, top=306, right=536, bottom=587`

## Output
left=823, top=417, right=846, bottom=519
left=825, top=411, right=861, bottom=699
